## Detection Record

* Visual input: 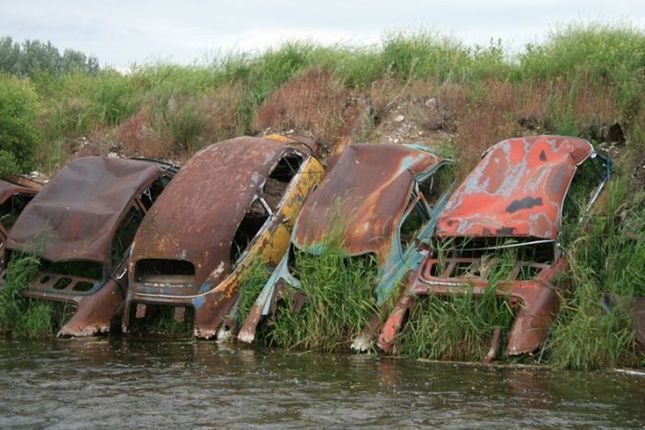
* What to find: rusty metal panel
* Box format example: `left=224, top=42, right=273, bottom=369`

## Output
left=124, top=135, right=324, bottom=338
left=130, top=136, right=319, bottom=291
left=0, top=179, right=39, bottom=270
left=378, top=255, right=565, bottom=355
left=436, top=135, right=593, bottom=240
left=0, top=180, right=38, bottom=205
left=7, top=157, right=166, bottom=264
left=292, top=143, right=444, bottom=264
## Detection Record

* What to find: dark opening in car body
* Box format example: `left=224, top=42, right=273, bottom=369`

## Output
left=378, top=135, right=610, bottom=357
left=0, top=178, right=40, bottom=270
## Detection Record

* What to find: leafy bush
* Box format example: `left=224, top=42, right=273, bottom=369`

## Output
left=0, top=74, right=40, bottom=173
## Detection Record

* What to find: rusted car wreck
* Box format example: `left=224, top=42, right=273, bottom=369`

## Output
left=238, top=143, right=452, bottom=345
left=3, top=157, right=177, bottom=336
left=122, top=135, right=324, bottom=339
left=0, top=178, right=40, bottom=270
left=378, top=135, right=610, bottom=357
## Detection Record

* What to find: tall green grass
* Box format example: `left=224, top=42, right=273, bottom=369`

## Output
left=235, top=259, right=271, bottom=328
left=268, top=244, right=378, bottom=352
left=547, top=178, right=644, bottom=370
left=397, top=247, right=517, bottom=361
left=0, top=73, right=40, bottom=175
left=0, top=254, right=54, bottom=338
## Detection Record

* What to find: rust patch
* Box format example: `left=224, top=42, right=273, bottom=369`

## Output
left=7, top=157, right=169, bottom=263
left=292, top=143, right=444, bottom=264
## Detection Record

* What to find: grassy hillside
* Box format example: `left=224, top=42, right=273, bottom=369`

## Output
left=0, top=23, right=643, bottom=369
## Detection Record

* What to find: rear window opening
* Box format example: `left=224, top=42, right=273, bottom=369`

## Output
left=263, top=152, right=304, bottom=209
left=400, top=207, right=427, bottom=250
left=419, top=163, right=454, bottom=204
left=562, top=154, right=610, bottom=233
left=139, top=176, right=172, bottom=210
left=399, top=194, right=430, bottom=251
left=231, top=199, right=270, bottom=265
left=112, top=176, right=172, bottom=268
left=111, top=206, right=146, bottom=267
left=135, top=259, right=195, bottom=285
left=269, top=153, right=303, bottom=182
left=435, top=237, right=555, bottom=264
left=0, top=193, right=34, bottom=231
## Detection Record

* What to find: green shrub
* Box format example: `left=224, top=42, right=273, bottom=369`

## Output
left=0, top=149, right=21, bottom=177
left=519, top=24, right=645, bottom=118
left=0, top=73, right=40, bottom=173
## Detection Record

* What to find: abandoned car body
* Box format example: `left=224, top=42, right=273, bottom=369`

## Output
left=3, top=157, right=177, bottom=336
left=378, top=135, right=610, bottom=357
left=238, top=143, right=451, bottom=345
left=0, top=179, right=40, bottom=270
left=122, top=135, right=324, bottom=339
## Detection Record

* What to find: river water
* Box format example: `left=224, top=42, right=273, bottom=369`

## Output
left=0, top=338, right=642, bottom=429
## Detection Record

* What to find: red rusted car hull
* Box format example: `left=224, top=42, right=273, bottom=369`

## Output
left=378, top=136, right=609, bottom=358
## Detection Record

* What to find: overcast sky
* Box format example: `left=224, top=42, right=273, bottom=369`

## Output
left=1, top=0, right=642, bottom=68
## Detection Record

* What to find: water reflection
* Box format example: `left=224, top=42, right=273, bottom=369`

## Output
left=0, top=339, right=642, bottom=429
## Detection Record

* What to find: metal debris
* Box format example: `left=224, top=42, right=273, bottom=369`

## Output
left=379, top=136, right=611, bottom=357
left=2, top=156, right=177, bottom=336
left=123, top=135, right=324, bottom=338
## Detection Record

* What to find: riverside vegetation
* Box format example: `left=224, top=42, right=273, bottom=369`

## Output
left=0, top=24, right=643, bottom=370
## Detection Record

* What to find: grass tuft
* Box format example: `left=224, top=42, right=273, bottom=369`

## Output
left=267, top=238, right=379, bottom=352
left=0, top=253, right=54, bottom=338
left=397, top=247, right=516, bottom=361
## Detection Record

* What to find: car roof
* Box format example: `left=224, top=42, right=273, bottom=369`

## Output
left=292, top=143, right=444, bottom=264
left=435, top=135, right=593, bottom=240
left=7, top=157, right=166, bottom=264
left=130, top=135, right=316, bottom=288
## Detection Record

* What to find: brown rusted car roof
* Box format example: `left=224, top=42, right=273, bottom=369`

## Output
left=0, top=180, right=37, bottom=204
left=292, top=143, right=444, bottom=263
left=130, top=136, right=315, bottom=288
left=436, top=135, right=593, bottom=240
left=7, top=157, right=165, bottom=264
